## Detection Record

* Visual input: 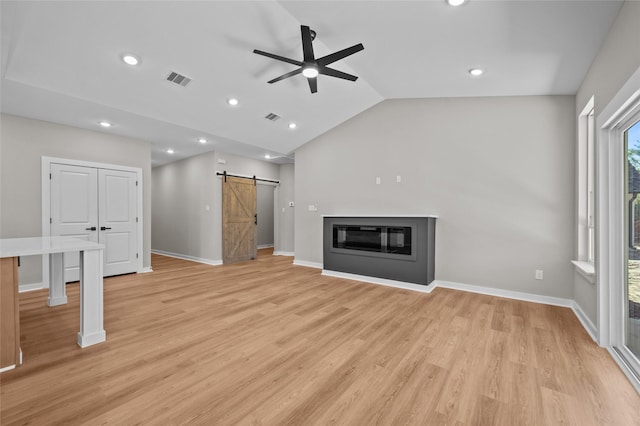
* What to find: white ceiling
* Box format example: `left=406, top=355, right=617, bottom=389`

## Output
left=0, top=1, right=623, bottom=167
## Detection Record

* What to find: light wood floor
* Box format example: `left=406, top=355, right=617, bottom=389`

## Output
left=1, top=250, right=639, bottom=425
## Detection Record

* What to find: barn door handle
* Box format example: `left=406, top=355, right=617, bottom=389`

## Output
left=100, top=226, right=112, bottom=231
left=254, top=214, right=258, bottom=225
left=85, top=227, right=97, bottom=231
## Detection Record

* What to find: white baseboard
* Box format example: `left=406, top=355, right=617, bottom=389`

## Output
left=257, top=244, right=274, bottom=249
left=322, top=270, right=436, bottom=294
left=571, top=300, right=598, bottom=343
left=432, top=280, right=573, bottom=308
left=138, top=267, right=153, bottom=274
left=293, top=259, right=323, bottom=269
left=151, top=250, right=222, bottom=266
left=19, top=282, right=47, bottom=293
left=273, top=251, right=295, bottom=257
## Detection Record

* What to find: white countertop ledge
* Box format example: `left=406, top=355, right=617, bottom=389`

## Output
left=0, top=236, right=104, bottom=258
left=322, top=214, right=438, bottom=218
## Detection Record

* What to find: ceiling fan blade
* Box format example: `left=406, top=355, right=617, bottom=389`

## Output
left=301, top=25, right=315, bottom=63
left=253, top=49, right=303, bottom=67
left=319, top=66, right=358, bottom=81
left=268, top=68, right=303, bottom=84
left=308, top=77, right=318, bottom=94
left=316, top=43, right=364, bottom=67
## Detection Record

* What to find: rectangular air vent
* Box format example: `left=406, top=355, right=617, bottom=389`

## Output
left=265, top=113, right=280, bottom=121
left=166, top=71, right=192, bottom=87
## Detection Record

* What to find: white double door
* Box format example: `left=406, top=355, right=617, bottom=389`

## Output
left=50, top=164, right=138, bottom=282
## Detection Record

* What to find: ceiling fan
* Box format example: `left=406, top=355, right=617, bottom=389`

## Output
left=253, top=25, right=364, bottom=94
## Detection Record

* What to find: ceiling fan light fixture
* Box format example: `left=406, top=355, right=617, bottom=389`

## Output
left=302, top=66, right=319, bottom=78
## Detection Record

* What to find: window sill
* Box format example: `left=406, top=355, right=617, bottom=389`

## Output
left=572, top=260, right=595, bottom=284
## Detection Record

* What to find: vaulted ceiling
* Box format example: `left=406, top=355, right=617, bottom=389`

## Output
left=1, top=1, right=623, bottom=166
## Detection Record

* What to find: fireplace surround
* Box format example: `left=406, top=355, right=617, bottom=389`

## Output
left=323, top=216, right=437, bottom=286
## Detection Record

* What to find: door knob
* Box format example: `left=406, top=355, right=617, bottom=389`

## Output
left=85, top=227, right=97, bottom=231
left=100, top=226, right=112, bottom=231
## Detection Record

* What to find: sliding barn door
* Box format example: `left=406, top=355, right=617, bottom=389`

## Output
left=222, top=176, right=257, bottom=264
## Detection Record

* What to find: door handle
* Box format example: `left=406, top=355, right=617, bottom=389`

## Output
left=100, top=226, right=112, bottom=231
left=85, top=227, right=97, bottom=231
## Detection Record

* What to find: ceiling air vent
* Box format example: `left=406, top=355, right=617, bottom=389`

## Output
left=166, top=71, right=192, bottom=87
left=265, top=113, right=280, bottom=121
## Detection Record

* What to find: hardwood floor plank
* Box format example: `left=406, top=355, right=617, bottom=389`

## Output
left=1, top=251, right=639, bottom=425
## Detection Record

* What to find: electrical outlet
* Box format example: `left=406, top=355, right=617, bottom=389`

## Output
left=535, top=270, right=544, bottom=280
left=396, top=175, right=402, bottom=183
left=375, top=177, right=381, bottom=185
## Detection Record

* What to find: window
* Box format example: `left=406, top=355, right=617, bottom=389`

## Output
left=577, top=97, right=596, bottom=265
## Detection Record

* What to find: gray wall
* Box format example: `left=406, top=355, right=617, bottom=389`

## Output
left=0, top=113, right=152, bottom=285
left=275, top=163, right=295, bottom=254
left=295, top=95, right=575, bottom=299
left=152, top=150, right=282, bottom=262
left=257, top=184, right=274, bottom=247
left=574, top=1, right=640, bottom=325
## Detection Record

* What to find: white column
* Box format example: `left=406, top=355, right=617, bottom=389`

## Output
left=76, top=249, right=106, bottom=347
left=48, top=252, right=67, bottom=306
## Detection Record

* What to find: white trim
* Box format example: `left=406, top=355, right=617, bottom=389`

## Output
left=18, top=282, right=47, bottom=293
left=571, top=300, right=598, bottom=342
left=273, top=251, right=295, bottom=257
left=322, top=270, right=436, bottom=294
left=596, top=66, right=640, bottom=348
left=433, top=280, right=573, bottom=307
left=572, top=260, right=596, bottom=284
left=0, top=364, right=16, bottom=373
left=293, top=259, right=323, bottom=269
left=138, top=267, right=153, bottom=273
left=257, top=244, right=274, bottom=249
left=41, top=156, right=144, bottom=286
left=151, top=250, right=222, bottom=266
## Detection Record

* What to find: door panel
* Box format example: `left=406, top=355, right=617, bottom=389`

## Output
left=99, top=169, right=138, bottom=276
left=50, top=164, right=138, bottom=281
left=222, top=176, right=257, bottom=263
left=50, top=164, right=98, bottom=282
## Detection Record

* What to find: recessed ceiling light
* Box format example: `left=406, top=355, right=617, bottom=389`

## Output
left=447, top=0, right=466, bottom=6
left=265, top=154, right=272, bottom=159
left=166, top=149, right=175, bottom=154
left=198, top=138, right=207, bottom=144
left=122, top=54, right=139, bottom=66
left=302, top=66, right=319, bottom=78
left=288, top=122, right=297, bottom=129
left=228, top=98, right=239, bottom=106
left=98, top=121, right=112, bottom=128
left=469, top=68, right=485, bottom=76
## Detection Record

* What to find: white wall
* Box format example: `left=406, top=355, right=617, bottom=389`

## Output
left=295, top=95, right=575, bottom=299
left=574, top=0, right=640, bottom=326
left=152, top=150, right=283, bottom=263
left=0, top=113, right=152, bottom=285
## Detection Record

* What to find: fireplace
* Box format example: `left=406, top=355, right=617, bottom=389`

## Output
left=323, top=216, right=436, bottom=286
left=333, top=225, right=413, bottom=256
